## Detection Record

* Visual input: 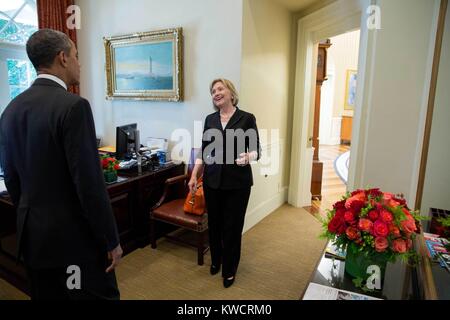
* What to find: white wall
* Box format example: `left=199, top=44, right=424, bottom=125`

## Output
left=421, top=3, right=450, bottom=217
left=350, top=0, right=440, bottom=206
left=240, top=0, right=293, bottom=231
left=328, top=30, right=360, bottom=118
left=319, top=30, right=360, bottom=145
left=76, top=0, right=243, bottom=160
left=77, top=0, right=294, bottom=232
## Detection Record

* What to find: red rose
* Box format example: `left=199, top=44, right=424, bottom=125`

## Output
left=373, top=220, right=389, bottom=237
left=374, top=237, right=389, bottom=252
left=345, top=192, right=366, bottom=209
left=351, top=189, right=365, bottom=196
left=358, top=218, right=373, bottom=233
left=335, top=208, right=346, bottom=219
left=383, top=192, right=394, bottom=200
left=401, top=216, right=417, bottom=234
left=368, top=210, right=379, bottom=222
left=393, top=196, right=407, bottom=207
left=349, top=200, right=366, bottom=214
left=388, top=199, right=401, bottom=208
left=389, top=225, right=401, bottom=238
left=333, top=200, right=346, bottom=210
left=346, top=226, right=360, bottom=240
left=380, top=209, right=393, bottom=224
left=344, top=211, right=356, bottom=224
left=114, top=164, right=120, bottom=170
left=328, top=216, right=346, bottom=235
left=366, top=188, right=383, bottom=198
left=392, top=239, right=407, bottom=253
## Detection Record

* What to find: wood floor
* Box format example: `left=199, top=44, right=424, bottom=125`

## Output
left=304, top=144, right=350, bottom=220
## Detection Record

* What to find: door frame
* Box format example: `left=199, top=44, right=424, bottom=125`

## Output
left=288, top=0, right=371, bottom=207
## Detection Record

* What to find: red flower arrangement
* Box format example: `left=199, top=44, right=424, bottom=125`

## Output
left=321, top=188, right=424, bottom=263
left=101, top=155, right=120, bottom=172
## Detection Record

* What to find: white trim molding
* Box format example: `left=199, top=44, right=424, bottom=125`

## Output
left=288, top=0, right=367, bottom=207
left=243, top=187, right=288, bottom=234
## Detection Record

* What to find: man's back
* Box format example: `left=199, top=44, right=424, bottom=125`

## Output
left=2, top=79, right=82, bottom=208
left=0, top=78, right=118, bottom=269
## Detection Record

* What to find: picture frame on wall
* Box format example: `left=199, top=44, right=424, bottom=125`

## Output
left=344, top=69, right=357, bottom=110
left=104, top=28, right=183, bottom=101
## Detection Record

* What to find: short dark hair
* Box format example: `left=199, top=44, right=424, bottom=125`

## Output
left=26, top=29, right=72, bottom=70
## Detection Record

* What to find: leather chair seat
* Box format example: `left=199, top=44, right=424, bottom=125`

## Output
left=149, top=148, right=208, bottom=265
left=153, top=199, right=208, bottom=232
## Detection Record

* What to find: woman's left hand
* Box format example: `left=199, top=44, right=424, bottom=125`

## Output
left=236, top=153, right=250, bottom=166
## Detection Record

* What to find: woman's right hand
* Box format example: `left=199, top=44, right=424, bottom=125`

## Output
left=188, top=176, right=197, bottom=193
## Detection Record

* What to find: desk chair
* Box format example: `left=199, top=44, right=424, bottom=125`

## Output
left=149, top=149, right=208, bottom=265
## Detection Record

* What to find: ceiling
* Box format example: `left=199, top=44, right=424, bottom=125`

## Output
left=272, top=0, right=321, bottom=12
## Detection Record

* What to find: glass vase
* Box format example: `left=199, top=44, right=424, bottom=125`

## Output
left=345, top=248, right=388, bottom=281
left=104, top=171, right=118, bottom=183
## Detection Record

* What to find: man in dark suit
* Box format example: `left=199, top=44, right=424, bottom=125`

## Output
left=0, top=29, right=122, bottom=300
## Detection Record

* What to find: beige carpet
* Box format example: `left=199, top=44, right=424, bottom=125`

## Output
left=0, top=204, right=326, bottom=300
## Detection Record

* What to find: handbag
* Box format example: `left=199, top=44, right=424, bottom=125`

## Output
left=183, top=176, right=206, bottom=215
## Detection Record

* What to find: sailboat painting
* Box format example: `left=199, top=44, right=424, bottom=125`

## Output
left=104, top=28, right=183, bottom=101
left=115, top=41, right=174, bottom=91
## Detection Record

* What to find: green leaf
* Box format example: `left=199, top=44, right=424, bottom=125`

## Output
left=352, top=277, right=364, bottom=288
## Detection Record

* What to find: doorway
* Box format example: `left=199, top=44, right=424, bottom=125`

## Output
left=288, top=0, right=370, bottom=209
left=308, top=30, right=360, bottom=218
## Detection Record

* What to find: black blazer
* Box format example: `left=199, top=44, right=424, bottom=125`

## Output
left=201, top=107, right=261, bottom=190
left=0, top=78, right=119, bottom=269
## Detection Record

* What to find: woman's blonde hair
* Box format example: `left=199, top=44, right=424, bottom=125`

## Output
left=209, top=78, right=239, bottom=106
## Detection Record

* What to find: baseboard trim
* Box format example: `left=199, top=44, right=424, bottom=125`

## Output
left=243, top=187, right=288, bottom=233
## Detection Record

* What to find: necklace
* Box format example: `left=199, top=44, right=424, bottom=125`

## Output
left=220, top=107, right=236, bottom=121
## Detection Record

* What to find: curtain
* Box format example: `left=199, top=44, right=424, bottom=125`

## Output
left=36, top=0, right=80, bottom=95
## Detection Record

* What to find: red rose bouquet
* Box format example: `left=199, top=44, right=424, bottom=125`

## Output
left=321, top=188, right=424, bottom=270
left=101, top=155, right=120, bottom=172
left=101, top=155, right=120, bottom=183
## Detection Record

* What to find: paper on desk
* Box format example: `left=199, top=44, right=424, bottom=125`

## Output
left=303, top=282, right=382, bottom=300
left=0, top=179, right=7, bottom=194
left=146, top=137, right=168, bottom=151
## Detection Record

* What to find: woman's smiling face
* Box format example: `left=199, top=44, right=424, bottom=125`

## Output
left=211, top=81, right=233, bottom=109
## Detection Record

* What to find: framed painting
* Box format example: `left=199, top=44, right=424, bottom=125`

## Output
left=344, top=69, right=357, bottom=110
left=104, top=28, right=183, bottom=101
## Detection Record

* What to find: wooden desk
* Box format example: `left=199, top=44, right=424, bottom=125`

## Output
left=340, top=116, right=353, bottom=145
left=0, top=162, right=184, bottom=294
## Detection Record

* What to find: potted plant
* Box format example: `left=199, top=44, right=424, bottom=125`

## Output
left=101, top=155, right=120, bottom=183
left=321, top=188, right=426, bottom=287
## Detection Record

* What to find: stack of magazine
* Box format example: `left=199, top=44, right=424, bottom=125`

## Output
left=325, top=241, right=346, bottom=261
left=424, top=232, right=450, bottom=272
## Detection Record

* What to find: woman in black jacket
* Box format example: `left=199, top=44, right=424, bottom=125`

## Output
left=189, top=78, right=260, bottom=288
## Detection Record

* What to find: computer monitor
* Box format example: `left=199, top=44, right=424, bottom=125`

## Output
left=116, top=123, right=138, bottom=160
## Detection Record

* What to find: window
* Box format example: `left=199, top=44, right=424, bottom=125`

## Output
left=0, top=0, right=38, bottom=113
left=7, top=58, right=37, bottom=99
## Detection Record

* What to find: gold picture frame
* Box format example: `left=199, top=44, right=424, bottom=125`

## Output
left=344, top=69, right=357, bottom=110
left=104, top=28, right=183, bottom=101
